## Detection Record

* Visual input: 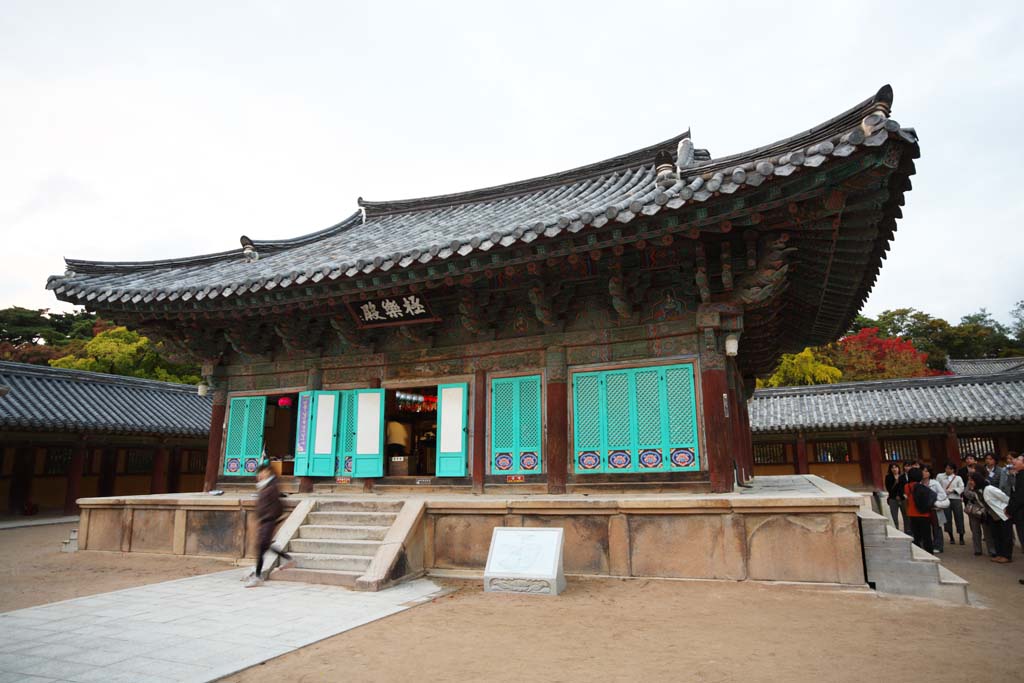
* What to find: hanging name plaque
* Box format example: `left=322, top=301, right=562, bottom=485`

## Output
left=348, top=294, right=438, bottom=328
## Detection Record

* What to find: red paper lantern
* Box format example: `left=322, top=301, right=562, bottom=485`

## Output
left=277, top=396, right=294, bottom=408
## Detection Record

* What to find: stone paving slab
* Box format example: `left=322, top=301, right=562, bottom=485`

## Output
left=0, top=570, right=443, bottom=682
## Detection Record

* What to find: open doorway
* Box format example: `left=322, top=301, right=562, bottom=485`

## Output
left=384, top=387, right=437, bottom=476
left=263, top=393, right=299, bottom=477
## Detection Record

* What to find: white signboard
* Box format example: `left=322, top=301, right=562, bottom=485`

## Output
left=484, top=527, right=566, bottom=596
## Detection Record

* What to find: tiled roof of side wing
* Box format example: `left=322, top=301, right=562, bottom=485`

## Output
left=946, top=357, right=1024, bottom=375
left=748, top=371, right=1024, bottom=432
left=48, top=85, right=917, bottom=306
left=0, top=361, right=211, bottom=437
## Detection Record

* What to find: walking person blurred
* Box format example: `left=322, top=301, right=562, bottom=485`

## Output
left=972, top=472, right=1012, bottom=564
left=922, top=465, right=948, bottom=554
left=938, top=463, right=965, bottom=545
left=246, top=463, right=295, bottom=587
left=885, top=463, right=908, bottom=530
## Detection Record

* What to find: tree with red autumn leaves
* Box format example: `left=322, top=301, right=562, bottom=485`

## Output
left=820, top=327, right=942, bottom=381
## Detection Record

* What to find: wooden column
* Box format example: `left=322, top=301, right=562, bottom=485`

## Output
left=997, top=435, right=1009, bottom=460
left=472, top=369, right=486, bottom=494
left=546, top=346, right=568, bottom=494
left=168, top=447, right=182, bottom=493
left=866, top=432, right=883, bottom=490
left=203, top=389, right=228, bottom=493
left=945, top=425, right=961, bottom=468
left=795, top=433, right=809, bottom=475
left=701, top=366, right=732, bottom=493
left=63, top=438, right=87, bottom=515
left=150, top=446, right=170, bottom=494
left=9, top=447, right=35, bottom=513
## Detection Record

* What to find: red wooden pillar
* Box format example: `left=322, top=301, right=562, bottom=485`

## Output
left=795, top=433, right=809, bottom=475
left=945, top=425, right=961, bottom=468
left=63, top=439, right=87, bottom=515
left=472, top=370, right=486, bottom=494
left=203, top=392, right=227, bottom=493
left=546, top=346, right=568, bottom=494
left=150, top=446, right=169, bottom=494
left=702, top=367, right=733, bottom=493
left=866, top=432, right=883, bottom=490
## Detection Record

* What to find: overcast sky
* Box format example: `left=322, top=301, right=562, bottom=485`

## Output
left=2, top=1, right=1022, bottom=325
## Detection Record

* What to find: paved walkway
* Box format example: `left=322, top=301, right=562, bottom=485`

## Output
left=0, top=516, right=78, bottom=530
left=0, top=570, right=443, bottom=682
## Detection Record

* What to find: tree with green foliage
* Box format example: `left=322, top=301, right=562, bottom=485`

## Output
left=760, top=347, right=843, bottom=388
left=50, top=327, right=201, bottom=384
left=1012, top=300, right=1024, bottom=342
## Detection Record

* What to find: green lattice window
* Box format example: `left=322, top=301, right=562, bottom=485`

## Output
left=125, top=449, right=154, bottom=474
left=572, top=363, right=700, bottom=474
left=223, top=396, right=267, bottom=475
left=812, top=440, right=851, bottom=464
left=753, top=443, right=787, bottom=465
left=490, top=375, right=543, bottom=475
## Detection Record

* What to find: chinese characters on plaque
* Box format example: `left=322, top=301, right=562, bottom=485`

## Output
left=349, top=294, right=436, bottom=328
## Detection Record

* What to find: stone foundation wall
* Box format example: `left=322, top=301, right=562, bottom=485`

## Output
left=77, top=495, right=298, bottom=559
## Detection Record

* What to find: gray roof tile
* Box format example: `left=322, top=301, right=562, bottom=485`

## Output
left=946, top=357, right=1024, bottom=375
left=0, top=361, right=210, bottom=437
left=749, top=372, right=1024, bottom=433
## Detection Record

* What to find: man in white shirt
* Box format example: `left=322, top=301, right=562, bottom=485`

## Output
left=937, top=463, right=965, bottom=545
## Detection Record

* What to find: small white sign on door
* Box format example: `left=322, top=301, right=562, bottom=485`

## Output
left=484, top=527, right=566, bottom=596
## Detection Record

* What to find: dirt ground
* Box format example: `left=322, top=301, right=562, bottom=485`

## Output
left=0, top=523, right=232, bottom=611
left=225, top=537, right=1024, bottom=683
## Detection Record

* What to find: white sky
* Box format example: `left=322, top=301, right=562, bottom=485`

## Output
left=2, top=1, right=1022, bottom=324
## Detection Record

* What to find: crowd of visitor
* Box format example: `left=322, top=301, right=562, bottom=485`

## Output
left=885, top=452, right=1024, bottom=584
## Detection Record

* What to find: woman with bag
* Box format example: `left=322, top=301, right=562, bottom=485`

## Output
left=963, top=477, right=991, bottom=556
left=904, top=468, right=934, bottom=553
left=884, top=463, right=907, bottom=530
left=922, top=465, right=949, bottom=554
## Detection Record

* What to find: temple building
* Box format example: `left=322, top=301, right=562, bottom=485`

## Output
left=0, top=361, right=210, bottom=514
left=749, top=362, right=1024, bottom=489
left=47, top=85, right=919, bottom=497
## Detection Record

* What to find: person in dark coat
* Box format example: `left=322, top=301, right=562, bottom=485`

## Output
left=885, top=463, right=908, bottom=530
left=1005, top=453, right=1024, bottom=550
left=246, top=464, right=295, bottom=587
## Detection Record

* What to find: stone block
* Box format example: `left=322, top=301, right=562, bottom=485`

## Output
left=628, top=513, right=746, bottom=580
left=744, top=512, right=864, bottom=585
left=129, top=509, right=175, bottom=553
left=432, top=514, right=504, bottom=569
left=522, top=514, right=609, bottom=575
left=85, top=509, right=123, bottom=551
left=484, top=527, right=566, bottom=596
left=185, top=509, right=244, bottom=557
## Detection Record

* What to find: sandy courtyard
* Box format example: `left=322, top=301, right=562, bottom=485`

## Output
left=0, top=522, right=231, bottom=611
left=224, top=540, right=1024, bottom=683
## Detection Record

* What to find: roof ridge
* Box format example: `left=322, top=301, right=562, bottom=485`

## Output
left=357, top=131, right=697, bottom=217
left=0, top=360, right=202, bottom=393
left=752, top=369, right=1024, bottom=398
left=61, top=211, right=363, bottom=275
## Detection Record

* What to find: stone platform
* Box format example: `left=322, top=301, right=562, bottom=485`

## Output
left=75, top=476, right=867, bottom=587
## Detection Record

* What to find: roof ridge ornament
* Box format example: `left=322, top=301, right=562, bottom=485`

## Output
left=676, top=138, right=695, bottom=172
left=240, top=236, right=259, bottom=263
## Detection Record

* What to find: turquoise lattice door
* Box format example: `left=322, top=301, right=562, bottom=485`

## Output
left=223, top=396, right=266, bottom=476
left=337, top=390, right=356, bottom=476
left=436, top=383, right=469, bottom=477
left=491, top=375, right=543, bottom=475
left=350, top=388, right=385, bottom=478
left=571, top=364, right=700, bottom=474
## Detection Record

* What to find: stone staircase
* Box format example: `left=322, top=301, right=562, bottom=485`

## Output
left=274, top=499, right=404, bottom=587
left=858, top=509, right=969, bottom=604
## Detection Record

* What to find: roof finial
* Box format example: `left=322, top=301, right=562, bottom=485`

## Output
left=676, top=138, right=695, bottom=171
left=240, top=236, right=259, bottom=263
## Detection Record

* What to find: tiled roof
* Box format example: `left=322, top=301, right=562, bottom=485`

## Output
left=748, top=371, right=1024, bottom=433
left=946, top=357, right=1024, bottom=375
left=0, top=361, right=210, bottom=437
left=47, top=85, right=917, bottom=310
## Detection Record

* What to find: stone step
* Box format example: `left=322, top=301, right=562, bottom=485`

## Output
left=273, top=567, right=361, bottom=588
left=298, top=524, right=390, bottom=541
left=291, top=552, right=372, bottom=572
left=910, top=544, right=940, bottom=563
left=289, top=538, right=381, bottom=556
left=315, top=500, right=404, bottom=513
left=308, top=511, right=398, bottom=526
